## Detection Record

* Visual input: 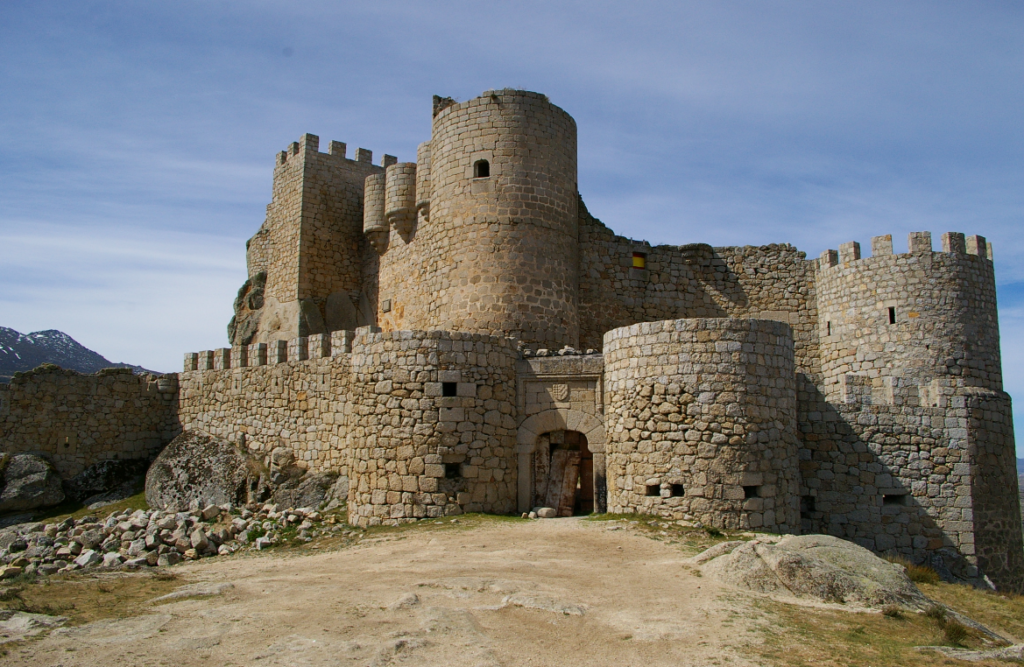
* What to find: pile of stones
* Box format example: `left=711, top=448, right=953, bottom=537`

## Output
left=0, top=502, right=354, bottom=579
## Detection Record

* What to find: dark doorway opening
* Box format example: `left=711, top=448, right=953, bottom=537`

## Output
left=534, top=429, right=593, bottom=516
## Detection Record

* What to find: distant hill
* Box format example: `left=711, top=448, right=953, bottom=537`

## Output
left=0, top=327, right=157, bottom=382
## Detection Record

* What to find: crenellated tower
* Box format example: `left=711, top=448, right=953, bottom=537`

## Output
left=364, top=90, right=581, bottom=349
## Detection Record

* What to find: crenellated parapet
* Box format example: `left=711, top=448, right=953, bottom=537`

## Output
left=816, top=231, right=1001, bottom=397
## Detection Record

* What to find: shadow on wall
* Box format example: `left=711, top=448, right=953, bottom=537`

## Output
left=797, top=376, right=1023, bottom=591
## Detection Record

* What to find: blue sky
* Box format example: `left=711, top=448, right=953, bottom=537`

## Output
left=1, top=2, right=1022, bottom=454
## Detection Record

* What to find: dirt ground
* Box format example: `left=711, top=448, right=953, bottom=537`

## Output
left=6, top=516, right=765, bottom=667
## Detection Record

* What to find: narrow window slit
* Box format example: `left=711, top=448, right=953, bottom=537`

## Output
left=888, top=307, right=896, bottom=324
left=883, top=493, right=907, bottom=506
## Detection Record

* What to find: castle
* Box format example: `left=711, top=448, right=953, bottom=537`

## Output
left=1, top=90, right=1020, bottom=591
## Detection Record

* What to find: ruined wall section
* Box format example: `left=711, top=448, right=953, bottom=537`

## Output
left=0, top=367, right=180, bottom=478
left=603, top=319, right=801, bottom=532
left=346, top=331, right=519, bottom=526
left=576, top=205, right=819, bottom=377
left=403, top=90, right=579, bottom=349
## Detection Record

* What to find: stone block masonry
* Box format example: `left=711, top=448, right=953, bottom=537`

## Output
left=604, top=319, right=801, bottom=532
left=0, top=366, right=180, bottom=478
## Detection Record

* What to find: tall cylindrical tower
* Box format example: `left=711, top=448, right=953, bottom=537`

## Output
left=816, top=231, right=1001, bottom=400
left=419, top=89, right=580, bottom=349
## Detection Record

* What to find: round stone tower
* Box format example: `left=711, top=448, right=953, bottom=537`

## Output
left=816, top=232, right=1001, bottom=402
left=418, top=90, right=580, bottom=349
left=603, top=318, right=802, bottom=532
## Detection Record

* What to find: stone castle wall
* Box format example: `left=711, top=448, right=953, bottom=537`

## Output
left=577, top=205, right=820, bottom=376
left=177, top=333, right=354, bottom=479
left=0, top=367, right=180, bottom=478
left=603, top=319, right=801, bottom=532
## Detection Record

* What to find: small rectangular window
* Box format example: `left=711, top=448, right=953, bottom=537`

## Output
left=442, top=382, right=457, bottom=397
left=800, top=495, right=816, bottom=517
left=670, top=483, right=685, bottom=497
left=645, top=484, right=661, bottom=497
left=444, top=463, right=460, bottom=479
left=743, top=485, right=760, bottom=499
left=883, top=493, right=907, bottom=506
left=826, top=321, right=831, bottom=336
left=888, top=307, right=896, bottom=324
left=632, top=252, right=646, bottom=269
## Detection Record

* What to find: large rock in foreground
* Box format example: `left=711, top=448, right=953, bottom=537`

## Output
left=0, top=454, right=65, bottom=512
left=145, top=431, right=260, bottom=512
left=690, top=534, right=928, bottom=609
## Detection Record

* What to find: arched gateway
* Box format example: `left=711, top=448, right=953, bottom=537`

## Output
left=515, top=409, right=606, bottom=514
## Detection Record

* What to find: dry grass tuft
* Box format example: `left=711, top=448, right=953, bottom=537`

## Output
left=886, top=553, right=941, bottom=585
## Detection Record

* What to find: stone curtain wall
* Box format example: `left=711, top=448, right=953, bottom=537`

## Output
left=346, top=331, right=519, bottom=526
left=176, top=353, right=353, bottom=479
left=577, top=203, right=820, bottom=377
left=0, top=367, right=180, bottom=478
left=603, top=318, right=801, bottom=532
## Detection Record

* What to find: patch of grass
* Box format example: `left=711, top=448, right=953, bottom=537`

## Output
left=753, top=598, right=1002, bottom=667
left=919, top=581, right=1024, bottom=643
left=882, top=604, right=904, bottom=619
left=0, top=571, right=182, bottom=626
left=886, top=554, right=941, bottom=585
left=16, top=489, right=149, bottom=526
left=942, top=618, right=969, bottom=646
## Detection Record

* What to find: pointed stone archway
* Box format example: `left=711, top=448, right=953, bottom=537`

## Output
left=515, top=409, right=606, bottom=514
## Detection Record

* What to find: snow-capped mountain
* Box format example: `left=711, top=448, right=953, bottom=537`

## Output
left=0, top=327, right=156, bottom=381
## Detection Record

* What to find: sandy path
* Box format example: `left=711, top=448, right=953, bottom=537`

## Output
left=13, top=518, right=762, bottom=667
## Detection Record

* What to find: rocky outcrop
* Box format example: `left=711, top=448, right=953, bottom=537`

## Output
left=227, top=271, right=265, bottom=347
left=0, top=454, right=65, bottom=512
left=145, top=431, right=262, bottom=512
left=690, top=534, right=929, bottom=609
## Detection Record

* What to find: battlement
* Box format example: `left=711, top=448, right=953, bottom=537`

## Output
left=274, top=133, right=395, bottom=169
left=183, top=327, right=523, bottom=373
left=819, top=231, right=994, bottom=269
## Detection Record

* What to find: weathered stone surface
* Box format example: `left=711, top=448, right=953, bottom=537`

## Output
left=0, top=454, right=65, bottom=512
left=693, top=534, right=928, bottom=609
left=228, top=271, right=266, bottom=347
left=271, top=472, right=339, bottom=510
left=145, top=431, right=259, bottom=512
